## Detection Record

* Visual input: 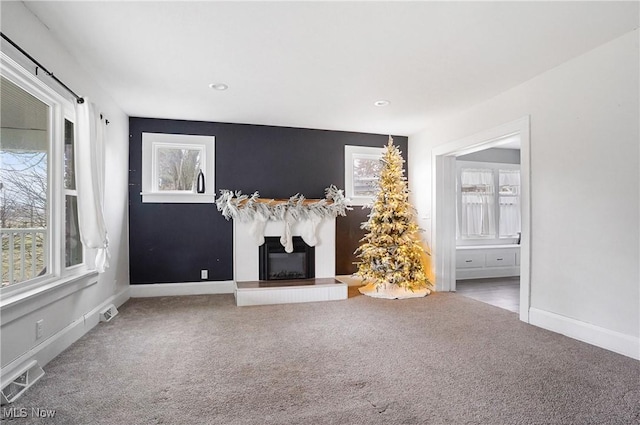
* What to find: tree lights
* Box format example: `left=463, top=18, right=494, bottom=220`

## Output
left=355, top=137, right=433, bottom=299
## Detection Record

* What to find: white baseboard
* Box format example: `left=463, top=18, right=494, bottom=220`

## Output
left=129, top=281, right=235, bottom=298
left=529, top=307, right=640, bottom=360
left=0, top=287, right=130, bottom=388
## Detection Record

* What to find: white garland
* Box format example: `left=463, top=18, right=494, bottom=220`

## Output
left=215, top=185, right=351, bottom=222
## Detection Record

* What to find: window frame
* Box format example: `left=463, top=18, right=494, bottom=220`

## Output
left=141, top=132, right=215, bottom=203
left=344, top=145, right=385, bottom=206
left=1, top=52, right=88, bottom=297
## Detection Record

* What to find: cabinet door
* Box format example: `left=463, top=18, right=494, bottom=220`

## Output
left=456, top=252, right=485, bottom=268
left=486, top=250, right=516, bottom=267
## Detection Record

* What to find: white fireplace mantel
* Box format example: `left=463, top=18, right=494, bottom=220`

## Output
left=233, top=218, right=336, bottom=282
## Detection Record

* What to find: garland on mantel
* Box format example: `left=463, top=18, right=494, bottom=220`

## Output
left=215, top=185, right=352, bottom=222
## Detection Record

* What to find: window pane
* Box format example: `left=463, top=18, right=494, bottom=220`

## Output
left=64, top=119, right=75, bottom=190
left=65, top=195, right=82, bottom=267
left=461, top=184, right=493, bottom=194
left=352, top=157, right=382, bottom=197
left=459, top=169, right=495, bottom=238
left=1, top=77, right=49, bottom=286
left=156, top=147, right=201, bottom=191
left=498, top=170, right=521, bottom=238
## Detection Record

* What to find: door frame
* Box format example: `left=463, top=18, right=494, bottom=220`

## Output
left=431, top=116, right=531, bottom=323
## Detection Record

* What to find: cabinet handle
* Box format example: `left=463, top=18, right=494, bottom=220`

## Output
left=465, top=260, right=472, bottom=263
left=496, top=258, right=503, bottom=261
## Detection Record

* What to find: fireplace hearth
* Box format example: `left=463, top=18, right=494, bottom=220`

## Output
left=259, top=237, right=315, bottom=281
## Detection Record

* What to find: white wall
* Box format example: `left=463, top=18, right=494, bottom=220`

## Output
left=1, top=2, right=130, bottom=374
left=409, top=30, right=639, bottom=356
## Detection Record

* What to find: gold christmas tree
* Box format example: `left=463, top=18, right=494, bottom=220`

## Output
left=355, top=137, right=433, bottom=298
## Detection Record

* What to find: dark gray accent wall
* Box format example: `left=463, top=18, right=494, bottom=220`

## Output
left=128, top=117, right=407, bottom=284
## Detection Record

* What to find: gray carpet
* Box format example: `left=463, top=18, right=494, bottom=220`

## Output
left=5, top=292, right=639, bottom=424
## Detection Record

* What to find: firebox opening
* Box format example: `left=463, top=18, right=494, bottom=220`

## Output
left=259, top=236, right=315, bottom=281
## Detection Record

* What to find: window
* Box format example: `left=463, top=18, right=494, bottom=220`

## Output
left=498, top=169, right=521, bottom=238
left=1, top=55, right=85, bottom=291
left=64, top=119, right=82, bottom=267
left=457, top=161, right=520, bottom=241
left=141, top=133, right=215, bottom=203
left=459, top=168, right=496, bottom=238
left=345, top=145, right=384, bottom=206
left=1, top=77, right=49, bottom=286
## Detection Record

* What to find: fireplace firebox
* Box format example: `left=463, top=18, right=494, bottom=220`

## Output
left=259, top=237, right=315, bottom=280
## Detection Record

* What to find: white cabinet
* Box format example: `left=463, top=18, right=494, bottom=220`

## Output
left=456, top=245, right=520, bottom=279
left=456, top=251, right=485, bottom=269
left=485, top=251, right=516, bottom=267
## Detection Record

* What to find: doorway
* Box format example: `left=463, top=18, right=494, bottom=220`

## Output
left=432, top=117, right=531, bottom=323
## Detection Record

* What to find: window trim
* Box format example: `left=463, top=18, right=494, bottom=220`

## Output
left=141, top=132, right=215, bottom=203
left=0, top=271, right=98, bottom=325
left=345, top=145, right=385, bottom=206
left=1, top=52, right=90, bottom=297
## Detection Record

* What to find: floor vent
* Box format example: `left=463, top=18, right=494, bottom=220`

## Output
left=1, top=360, right=45, bottom=405
left=99, top=304, right=118, bottom=323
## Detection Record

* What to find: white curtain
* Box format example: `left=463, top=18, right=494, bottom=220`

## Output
left=75, top=100, right=110, bottom=272
left=499, top=170, right=521, bottom=237
left=460, top=169, right=495, bottom=238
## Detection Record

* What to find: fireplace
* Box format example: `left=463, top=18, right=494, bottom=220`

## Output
left=259, top=237, right=315, bottom=280
left=233, top=217, right=334, bottom=282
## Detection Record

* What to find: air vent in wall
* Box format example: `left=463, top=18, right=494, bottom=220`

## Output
left=99, top=304, right=118, bottom=323
left=1, top=360, right=45, bottom=405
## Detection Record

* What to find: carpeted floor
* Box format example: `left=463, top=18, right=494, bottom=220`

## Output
left=4, top=292, right=639, bottom=424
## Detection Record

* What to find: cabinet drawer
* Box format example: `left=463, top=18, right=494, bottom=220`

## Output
left=486, top=251, right=516, bottom=267
left=456, top=252, right=485, bottom=268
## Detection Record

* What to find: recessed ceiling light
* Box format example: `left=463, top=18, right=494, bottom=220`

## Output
left=209, top=83, right=228, bottom=91
left=374, top=100, right=390, bottom=107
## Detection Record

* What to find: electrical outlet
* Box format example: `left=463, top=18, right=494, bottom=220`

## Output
left=35, top=320, right=43, bottom=340
left=201, top=269, right=208, bottom=280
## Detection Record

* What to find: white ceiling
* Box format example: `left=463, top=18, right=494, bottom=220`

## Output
left=23, top=1, right=639, bottom=136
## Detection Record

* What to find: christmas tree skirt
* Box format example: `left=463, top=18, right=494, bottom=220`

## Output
left=358, top=282, right=431, bottom=299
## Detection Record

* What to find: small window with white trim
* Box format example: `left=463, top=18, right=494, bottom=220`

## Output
left=141, top=133, right=215, bottom=203
left=345, top=145, right=384, bottom=206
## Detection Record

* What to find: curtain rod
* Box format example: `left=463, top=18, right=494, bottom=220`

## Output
left=1, top=31, right=85, bottom=104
